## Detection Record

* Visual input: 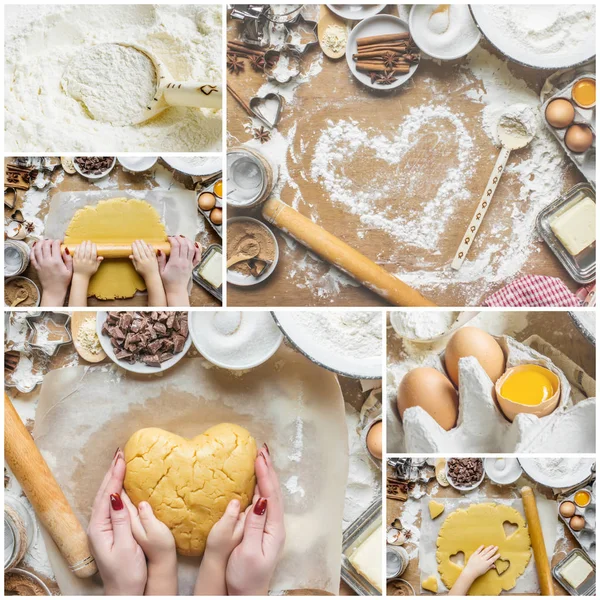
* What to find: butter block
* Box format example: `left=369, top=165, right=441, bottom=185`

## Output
left=560, top=555, right=593, bottom=589
left=550, top=197, right=596, bottom=256
left=349, top=525, right=382, bottom=592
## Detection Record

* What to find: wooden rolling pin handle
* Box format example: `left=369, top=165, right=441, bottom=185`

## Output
left=521, top=486, right=554, bottom=596
left=61, top=242, right=171, bottom=259
left=261, top=198, right=436, bottom=307
left=4, top=394, right=98, bottom=578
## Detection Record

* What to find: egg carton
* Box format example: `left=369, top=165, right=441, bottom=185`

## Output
left=541, top=73, right=596, bottom=184
left=558, top=485, right=596, bottom=562
left=196, top=176, right=222, bottom=237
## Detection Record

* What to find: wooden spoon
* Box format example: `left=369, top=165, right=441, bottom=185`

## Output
left=10, top=290, right=29, bottom=307
left=318, top=5, right=348, bottom=59
left=227, top=240, right=260, bottom=269
left=70, top=311, right=106, bottom=363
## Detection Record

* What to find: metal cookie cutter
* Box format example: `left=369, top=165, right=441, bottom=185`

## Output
left=264, top=48, right=301, bottom=84
left=25, top=311, right=72, bottom=357
left=284, top=13, right=319, bottom=55
left=249, top=92, right=284, bottom=129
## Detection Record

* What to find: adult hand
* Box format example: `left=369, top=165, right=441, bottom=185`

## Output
left=157, top=236, right=201, bottom=307
left=30, top=239, right=72, bottom=306
left=87, top=450, right=147, bottom=596
left=226, top=444, right=286, bottom=596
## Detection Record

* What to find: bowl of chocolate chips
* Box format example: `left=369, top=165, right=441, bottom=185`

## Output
left=445, top=457, right=485, bottom=491
left=73, top=156, right=116, bottom=180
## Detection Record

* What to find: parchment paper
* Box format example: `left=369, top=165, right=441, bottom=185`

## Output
left=417, top=496, right=558, bottom=595
left=45, top=189, right=197, bottom=240
left=32, top=346, right=349, bottom=595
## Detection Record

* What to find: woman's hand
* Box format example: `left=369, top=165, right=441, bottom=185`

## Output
left=225, top=444, right=286, bottom=596
left=122, top=496, right=178, bottom=596
left=87, top=450, right=148, bottom=596
left=129, top=240, right=167, bottom=307
left=30, top=239, right=73, bottom=306
left=157, top=236, right=202, bottom=307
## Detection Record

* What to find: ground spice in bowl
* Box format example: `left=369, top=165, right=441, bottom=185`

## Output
left=227, top=219, right=276, bottom=276
left=4, top=277, right=40, bottom=307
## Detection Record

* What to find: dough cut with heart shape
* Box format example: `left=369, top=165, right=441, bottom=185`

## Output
left=495, top=558, right=510, bottom=576
left=124, top=424, right=257, bottom=556
left=436, top=503, right=531, bottom=596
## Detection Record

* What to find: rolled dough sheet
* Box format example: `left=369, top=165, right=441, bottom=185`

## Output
left=32, top=346, right=349, bottom=594
left=45, top=189, right=197, bottom=300
left=417, top=495, right=558, bottom=595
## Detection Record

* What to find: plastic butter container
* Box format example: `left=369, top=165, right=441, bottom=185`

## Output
left=341, top=499, right=383, bottom=596
left=536, top=182, right=596, bottom=284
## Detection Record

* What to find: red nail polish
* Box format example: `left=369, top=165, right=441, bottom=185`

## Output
left=179, top=234, right=185, bottom=238
left=195, top=242, right=199, bottom=248
left=262, top=443, right=270, bottom=455
left=157, top=249, right=162, bottom=256
left=65, top=248, right=70, bottom=255
left=110, top=493, right=124, bottom=511
left=254, top=497, right=267, bottom=516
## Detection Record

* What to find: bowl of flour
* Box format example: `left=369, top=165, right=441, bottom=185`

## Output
left=190, top=311, right=283, bottom=370
left=272, top=311, right=383, bottom=379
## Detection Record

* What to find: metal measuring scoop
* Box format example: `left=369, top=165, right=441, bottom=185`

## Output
left=451, top=106, right=536, bottom=270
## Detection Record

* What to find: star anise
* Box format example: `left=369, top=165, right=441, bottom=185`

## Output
left=227, top=54, right=245, bottom=75
left=382, top=52, right=399, bottom=69
left=369, top=71, right=379, bottom=84
left=24, top=221, right=35, bottom=233
left=252, top=126, right=271, bottom=144
left=375, top=71, right=397, bottom=85
left=249, top=54, right=266, bottom=72
left=403, top=529, right=412, bottom=540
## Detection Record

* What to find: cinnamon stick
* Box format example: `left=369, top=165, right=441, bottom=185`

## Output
left=356, top=63, right=410, bottom=74
left=357, top=32, right=410, bottom=46
left=226, top=83, right=253, bottom=118
left=227, top=42, right=265, bottom=57
left=353, top=50, right=408, bottom=60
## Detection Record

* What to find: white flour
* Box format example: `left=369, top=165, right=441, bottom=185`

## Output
left=61, top=44, right=157, bottom=126
left=389, top=311, right=459, bottom=340
left=483, top=5, right=595, bottom=56
left=498, top=104, right=538, bottom=143
left=5, top=5, right=222, bottom=152
left=293, top=311, right=382, bottom=359
left=530, top=457, right=589, bottom=480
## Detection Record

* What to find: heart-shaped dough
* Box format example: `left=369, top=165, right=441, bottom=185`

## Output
left=124, top=424, right=257, bottom=556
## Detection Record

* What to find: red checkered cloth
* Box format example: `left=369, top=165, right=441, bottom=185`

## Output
left=483, top=275, right=583, bottom=307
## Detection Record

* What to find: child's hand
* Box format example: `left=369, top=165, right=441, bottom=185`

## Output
left=30, top=239, right=73, bottom=306
left=130, top=240, right=160, bottom=280
left=206, top=499, right=246, bottom=562
left=158, top=236, right=202, bottom=307
left=464, top=545, right=501, bottom=579
left=122, top=495, right=178, bottom=596
left=73, top=241, right=103, bottom=277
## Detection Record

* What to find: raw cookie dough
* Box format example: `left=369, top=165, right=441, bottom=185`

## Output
left=422, top=575, right=438, bottom=593
left=64, top=198, right=168, bottom=300
left=429, top=500, right=445, bottom=519
left=436, top=503, right=531, bottom=596
left=124, top=424, right=257, bottom=556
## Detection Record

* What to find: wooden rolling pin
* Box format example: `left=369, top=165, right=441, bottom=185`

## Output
left=61, top=242, right=171, bottom=259
left=4, top=394, right=97, bottom=578
left=521, top=486, right=554, bottom=596
left=261, top=197, right=436, bottom=306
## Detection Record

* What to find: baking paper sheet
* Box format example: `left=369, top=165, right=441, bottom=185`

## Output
left=417, top=495, right=558, bottom=595
left=32, top=346, right=349, bottom=595
left=45, top=189, right=197, bottom=240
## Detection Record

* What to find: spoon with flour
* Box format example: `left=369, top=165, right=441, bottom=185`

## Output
left=451, top=104, right=537, bottom=270
left=61, top=43, right=222, bottom=126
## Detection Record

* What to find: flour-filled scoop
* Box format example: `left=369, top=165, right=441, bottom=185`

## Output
left=61, top=43, right=222, bottom=126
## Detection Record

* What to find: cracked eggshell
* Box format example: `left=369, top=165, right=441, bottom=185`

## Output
left=495, top=364, right=560, bottom=422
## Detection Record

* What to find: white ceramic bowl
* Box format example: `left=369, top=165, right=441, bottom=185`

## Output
left=161, top=156, right=222, bottom=176
left=117, top=156, right=158, bottom=172
left=327, top=4, right=386, bottom=20
left=73, top=157, right=116, bottom=180
left=96, top=311, right=192, bottom=374
left=484, top=457, right=523, bottom=485
left=189, top=311, right=283, bottom=370
left=445, top=458, right=485, bottom=491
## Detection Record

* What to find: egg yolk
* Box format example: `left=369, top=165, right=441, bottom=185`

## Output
left=572, top=78, right=596, bottom=108
left=214, top=180, right=223, bottom=198
left=574, top=490, right=590, bottom=506
left=500, top=370, right=555, bottom=406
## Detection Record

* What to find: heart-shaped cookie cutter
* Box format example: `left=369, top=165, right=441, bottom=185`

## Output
left=264, top=48, right=301, bottom=84
left=249, top=93, right=284, bottom=129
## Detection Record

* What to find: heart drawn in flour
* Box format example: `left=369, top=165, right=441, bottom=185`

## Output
left=124, top=424, right=257, bottom=556
left=249, top=93, right=284, bottom=129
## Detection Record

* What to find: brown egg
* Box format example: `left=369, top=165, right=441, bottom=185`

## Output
left=397, top=367, right=458, bottom=431
left=210, top=207, right=222, bottom=225
left=198, top=192, right=216, bottom=211
left=570, top=515, right=586, bottom=531
left=366, top=421, right=382, bottom=459
left=445, top=327, right=505, bottom=386
left=559, top=501, right=576, bottom=518
left=565, top=124, right=594, bottom=153
left=545, top=99, right=575, bottom=129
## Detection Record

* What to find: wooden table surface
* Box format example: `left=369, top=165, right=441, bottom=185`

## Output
left=385, top=463, right=580, bottom=596
left=4, top=158, right=221, bottom=307
left=5, top=310, right=371, bottom=595
left=226, top=6, right=586, bottom=308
